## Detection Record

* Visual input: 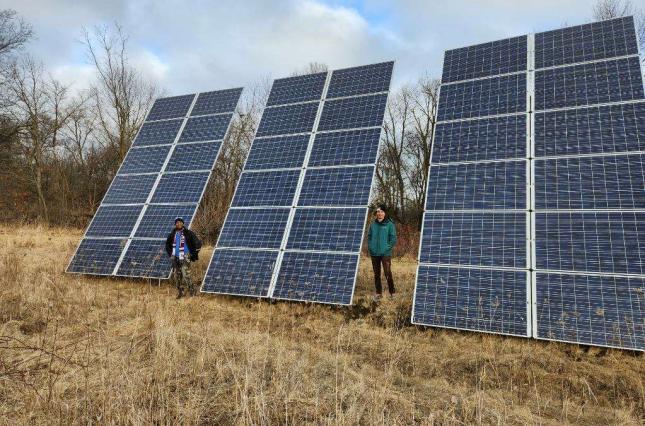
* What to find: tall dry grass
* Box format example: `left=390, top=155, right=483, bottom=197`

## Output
left=0, top=226, right=643, bottom=425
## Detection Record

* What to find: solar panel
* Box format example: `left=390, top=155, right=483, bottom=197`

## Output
left=414, top=16, right=644, bottom=351
left=202, top=61, right=394, bottom=304
left=532, top=17, right=645, bottom=351
left=68, top=87, right=243, bottom=279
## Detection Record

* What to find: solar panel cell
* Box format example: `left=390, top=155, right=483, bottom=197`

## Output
left=134, top=205, right=198, bottom=238
left=298, top=166, right=374, bottom=207
left=272, top=252, right=359, bottom=304
left=191, top=88, right=243, bottom=116
left=132, top=119, right=183, bottom=147
left=85, top=205, right=143, bottom=237
left=67, top=238, right=126, bottom=275
left=413, top=266, right=529, bottom=336
left=146, top=94, right=195, bottom=121
left=116, top=239, right=170, bottom=278
left=535, top=272, right=644, bottom=350
left=102, top=174, right=157, bottom=204
left=202, top=249, right=277, bottom=297
left=432, top=115, right=526, bottom=163
left=419, top=213, right=526, bottom=268
left=535, top=212, right=645, bottom=275
left=217, top=208, right=291, bottom=249
left=231, top=170, right=300, bottom=207
left=425, top=161, right=527, bottom=211
left=244, top=134, right=310, bottom=170
left=151, top=172, right=210, bottom=204
left=318, top=93, right=388, bottom=131
left=534, top=103, right=645, bottom=157
left=256, top=102, right=319, bottom=137
left=535, top=154, right=645, bottom=209
left=266, top=73, right=327, bottom=106
left=286, top=208, right=365, bottom=252
left=326, top=62, right=393, bottom=98
left=165, top=141, right=223, bottom=172
left=119, top=145, right=171, bottom=175
left=308, top=128, right=381, bottom=167
left=178, top=114, right=233, bottom=142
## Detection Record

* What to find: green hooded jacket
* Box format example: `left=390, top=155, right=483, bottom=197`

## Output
left=367, top=218, right=397, bottom=257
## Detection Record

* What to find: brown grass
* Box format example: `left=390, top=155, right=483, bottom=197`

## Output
left=0, top=226, right=643, bottom=425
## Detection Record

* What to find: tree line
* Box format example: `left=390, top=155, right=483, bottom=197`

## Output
left=0, top=1, right=643, bottom=253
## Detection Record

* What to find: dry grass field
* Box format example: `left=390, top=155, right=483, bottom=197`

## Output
left=0, top=226, right=643, bottom=425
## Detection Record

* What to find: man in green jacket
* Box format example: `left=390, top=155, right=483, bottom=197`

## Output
left=367, top=205, right=397, bottom=299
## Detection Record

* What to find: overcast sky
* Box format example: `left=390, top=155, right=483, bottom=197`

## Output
left=3, top=0, right=606, bottom=95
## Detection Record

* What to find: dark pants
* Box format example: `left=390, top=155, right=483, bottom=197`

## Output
left=371, top=256, right=395, bottom=295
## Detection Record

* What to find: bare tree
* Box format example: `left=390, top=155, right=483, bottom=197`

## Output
left=404, top=77, right=439, bottom=226
left=4, top=57, right=81, bottom=223
left=83, top=23, right=159, bottom=162
left=291, top=61, right=328, bottom=76
left=0, top=9, right=32, bottom=58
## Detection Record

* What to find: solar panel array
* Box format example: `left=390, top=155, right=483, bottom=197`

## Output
left=533, top=17, right=644, bottom=351
left=67, top=88, right=242, bottom=278
left=202, top=62, right=393, bottom=304
left=414, top=16, right=644, bottom=350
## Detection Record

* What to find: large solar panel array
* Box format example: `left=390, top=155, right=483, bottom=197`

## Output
left=202, top=62, right=393, bottom=304
left=67, top=88, right=243, bottom=278
left=532, top=17, right=644, bottom=351
left=414, top=16, right=644, bottom=350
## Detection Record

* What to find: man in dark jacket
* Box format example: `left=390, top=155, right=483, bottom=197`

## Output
left=367, top=205, right=397, bottom=299
left=165, top=217, right=202, bottom=298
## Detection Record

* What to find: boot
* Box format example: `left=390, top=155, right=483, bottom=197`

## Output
left=176, top=288, right=184, bottom=299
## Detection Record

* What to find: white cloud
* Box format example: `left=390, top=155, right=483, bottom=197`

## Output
left=2, top=0, right=599, bottom=96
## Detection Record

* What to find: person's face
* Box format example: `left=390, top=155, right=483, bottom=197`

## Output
left=175, top=221, right=184, bottom=230
left=376, top=209, right=385, bottom=221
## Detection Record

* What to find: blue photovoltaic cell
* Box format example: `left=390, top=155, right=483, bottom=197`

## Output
left=535, top=154, right=645, bottom=210
left=85, top=205, right=143, bottom=237
left=535, top=16, right=638, bottom=69
left=256, top=102, right=319, bottom=137
left=165, top=141, right=222, bottom=172
left=535, top=212, right=645, bottom=275
left=432, top=115, right=526, bottom=163
left=298, top=166, right=374, bottom=207
left=202, top=249, right=277, bottom=297
left=244, top=135, right=309, bottom=170
left=134, top=204, right=197, bottom=239
left=326, top=62, right=393, bottom=98
left=151, top=172, right=210, bottom=204
left=535, top=272, right=643, bottom=350
left=286, top=208, right=365, bottom=252
left=67, top=238, right=126, bottom=275
left=132, top=119, right=183, bottom=147
left=102, top=174, right=157, bottom=204
left=425, top=161, right=526, bottom=211
left=116, top=239, right=170, bottom=278
left=146, top=94, right=194, bottom=121
left=266, top=73, right=327, bottom=106
left=442, top=36, right=527, bottom=83
left=419, top=213, right=526, bottom=269
left=232, top=170, right=300, bottom=207
left=217, top=208, right=290, bottom=249
left=272, top=252, right=359, bottom=304
left=191, top=88, right=242, bottom=116
left=318, top=93, right=388, bottom=131
left=437, top=73, right=526, bottom=121
left=178, top=114, right=232, bottom=143
left=534, top=103, right=645, bottom=157
left=413, top=266, right=529, bottom=336
left=119, top=145, right=171, bottom=175
left=535, top=57, right=644, bottom=111
left=308, top=128, right=381, bottom=167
